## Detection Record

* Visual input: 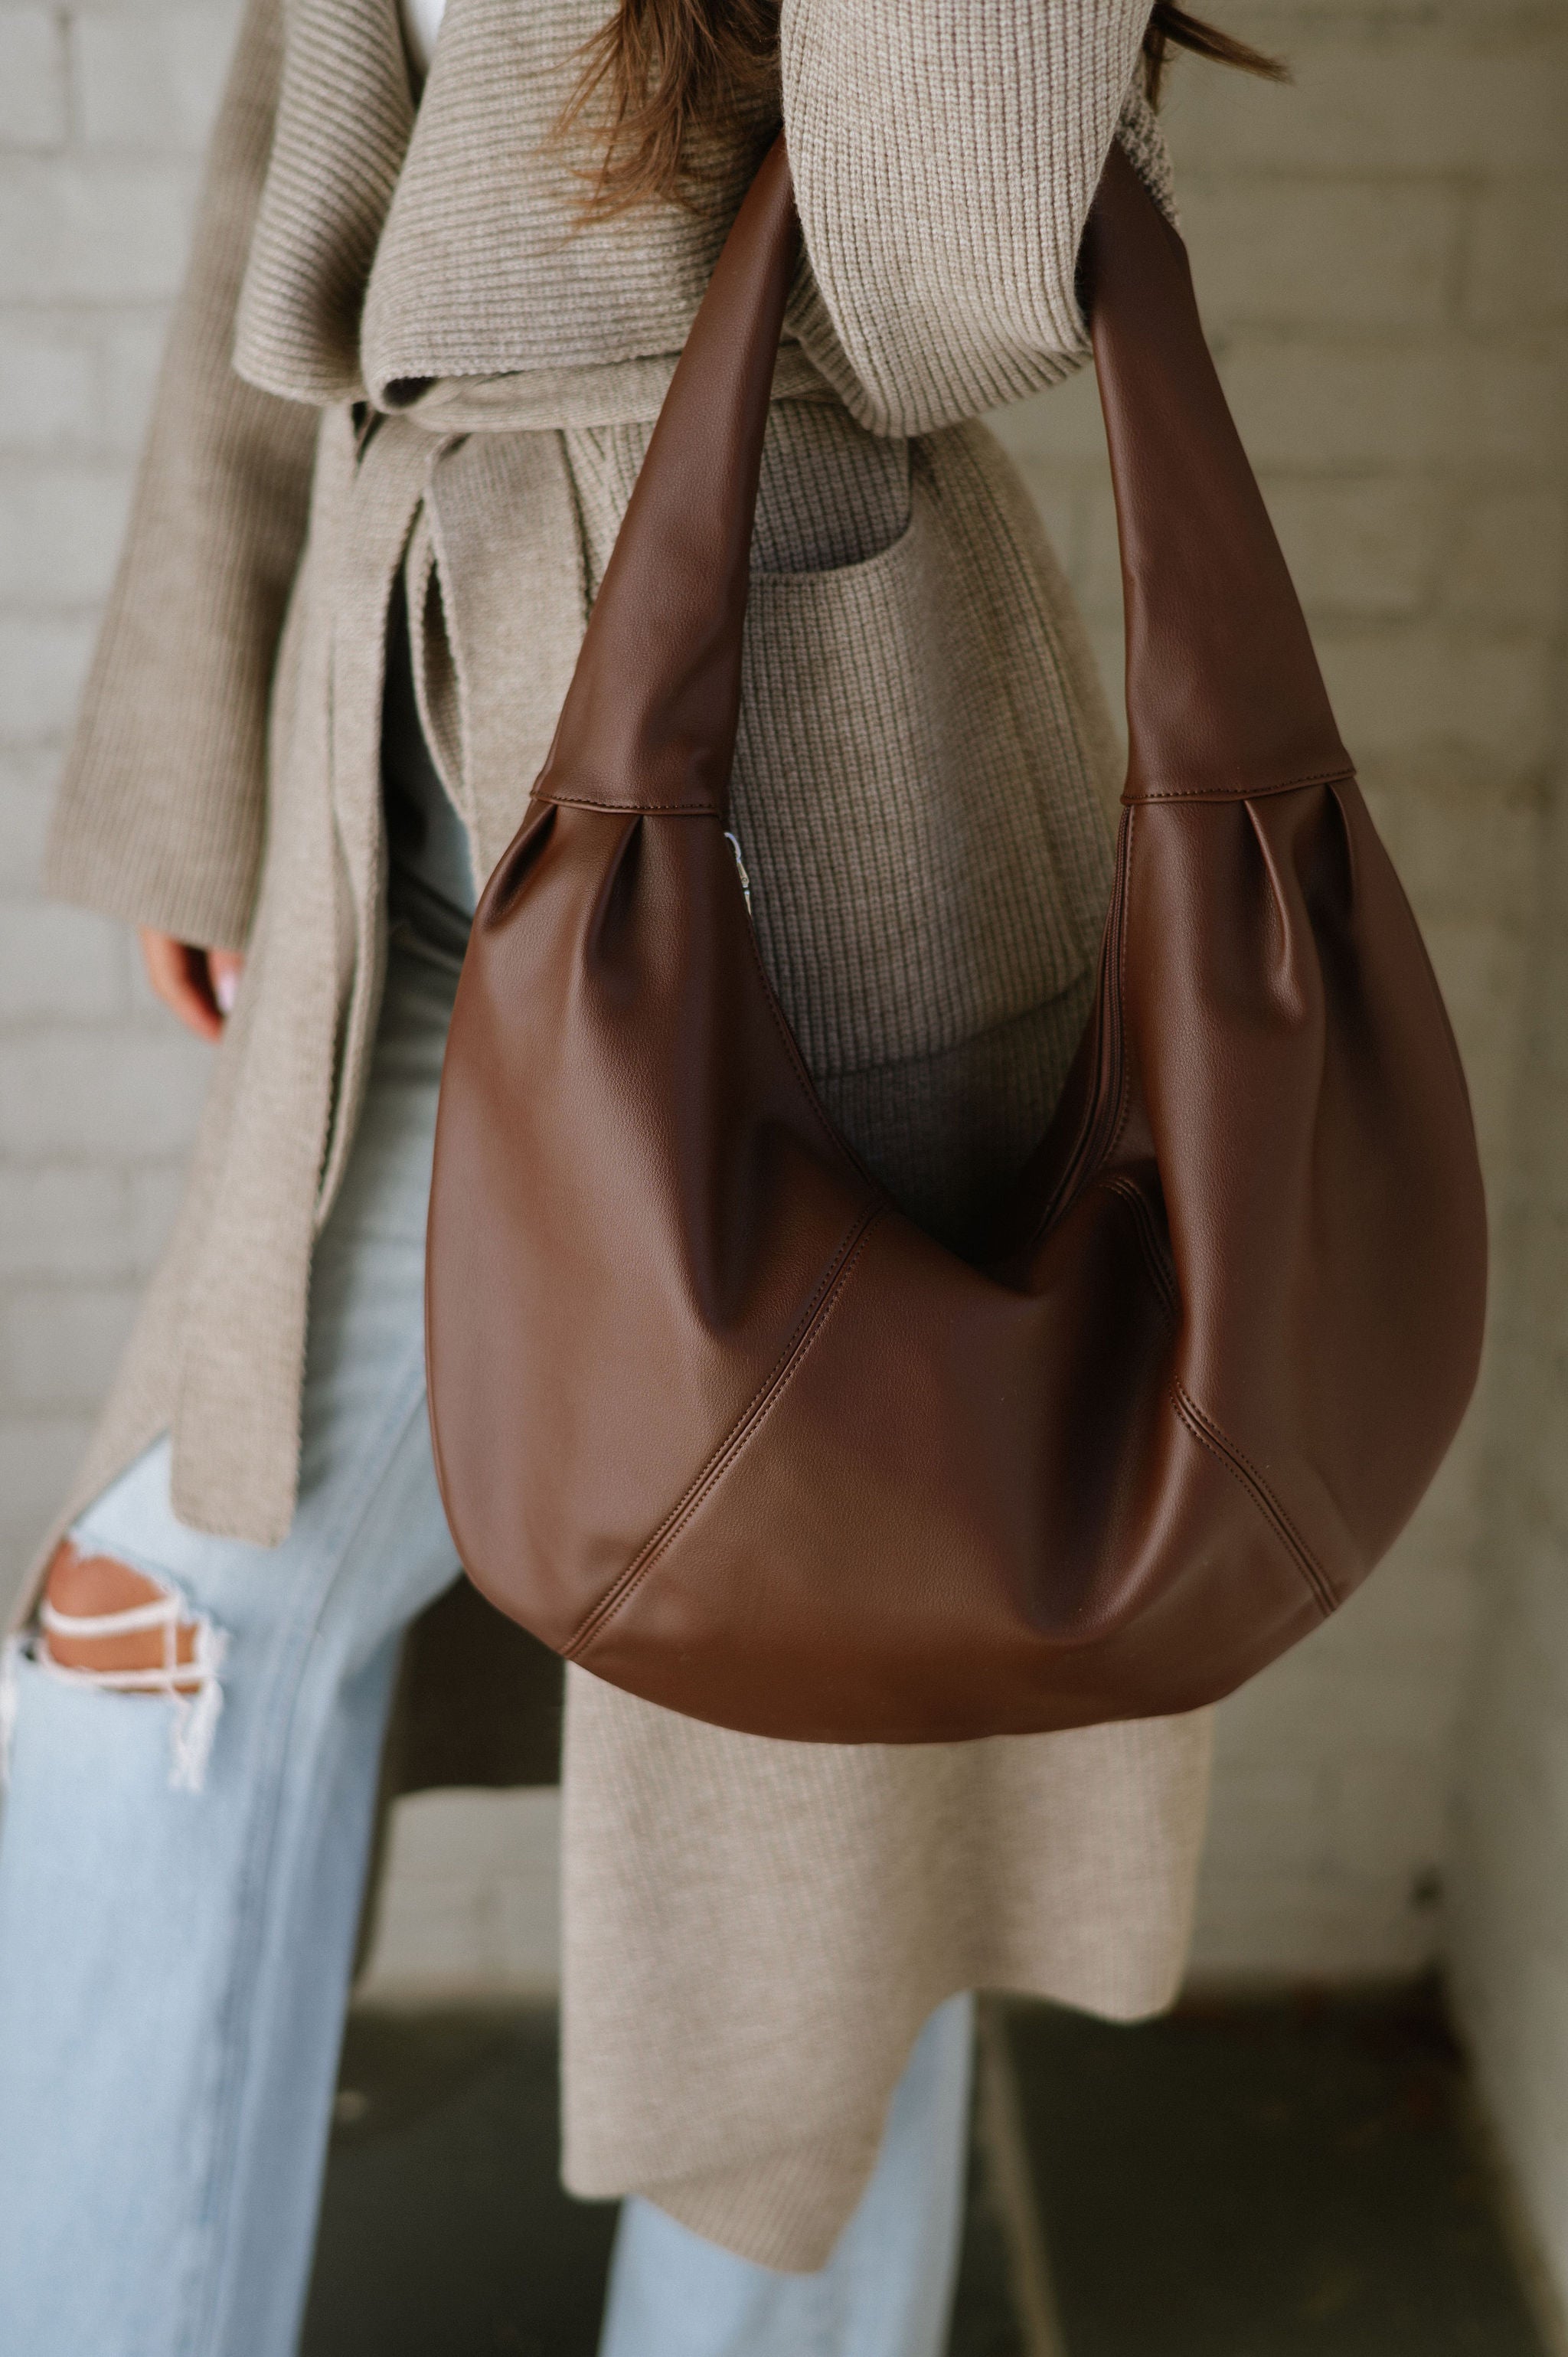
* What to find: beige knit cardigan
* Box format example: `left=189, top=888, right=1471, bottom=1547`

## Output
left=43, top=0, right=1213, bottom=2270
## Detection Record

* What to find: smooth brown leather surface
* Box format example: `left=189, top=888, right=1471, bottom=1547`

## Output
left=425, top=136, right=1488, bottom=1741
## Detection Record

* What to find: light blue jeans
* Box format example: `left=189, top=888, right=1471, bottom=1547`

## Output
left=0, top=943, right=972, bottom=2357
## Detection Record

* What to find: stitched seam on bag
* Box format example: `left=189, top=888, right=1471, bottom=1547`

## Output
left=567, top=1212, right=880, bottom=1655
left=1017, top=813, right=1135, bottom=1258
left=539, top=791, right=725, bottom=813
left=1169, top=1382, right=1336, bottom=1617
left=1104, top=808, right=1137, bottom=1167
left=1125, top=763, right=1357, bottom=806
left=1172, top=1382, right=1334, bottom=1613
left=1102, top=1173, right=1179, bottom=1329
left=567, top=1209, right=884, bottom=1657
left=540, top=802, right=881, bottom=1184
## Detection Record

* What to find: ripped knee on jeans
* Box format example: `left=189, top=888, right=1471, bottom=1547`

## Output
left=11, top=1539, right=230, bottom=1790
left=42, top=1541, right=210, bottom=1689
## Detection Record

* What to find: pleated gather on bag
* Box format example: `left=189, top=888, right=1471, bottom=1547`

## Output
left=425, top=137, right=1488, bottom=1743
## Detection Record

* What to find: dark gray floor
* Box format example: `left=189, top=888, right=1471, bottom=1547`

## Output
left=301, top=2009, right=616, bottom=2356
left=301, top=1988, right=1550, bottom=2357
left=1008, top=1986, right=1549, bottom=2357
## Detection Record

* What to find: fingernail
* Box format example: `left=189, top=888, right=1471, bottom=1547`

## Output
left=214, top=969, right=237, bottom=1016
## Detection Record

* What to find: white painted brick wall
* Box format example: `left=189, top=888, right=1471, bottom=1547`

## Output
left=0, top=7, right=69, bottom=149
left=73, top=7, right=250, bottom=152
left=0, top=0, right=234, bottom=1575
left=358, top=1787, right=563, bottom=2003
left=4, top=12, right=1568, bottom=2273
left=1449, top=740, right=1568, bottom=2311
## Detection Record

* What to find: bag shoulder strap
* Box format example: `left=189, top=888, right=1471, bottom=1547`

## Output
left=534, top=129, right=1351, bottom=822
left=1084, top=142, right=1351, bottom=803
left=534, top=135, right=797, bottom=819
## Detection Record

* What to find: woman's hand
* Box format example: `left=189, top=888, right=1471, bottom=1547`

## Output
left=138, top=928, right=245, bottom=1044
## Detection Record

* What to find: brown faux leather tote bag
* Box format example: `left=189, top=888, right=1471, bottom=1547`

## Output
left=426, top=135, right=1487, bottom=1743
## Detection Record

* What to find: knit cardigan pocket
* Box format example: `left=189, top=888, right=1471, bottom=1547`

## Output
left=733, top=424, right=1112, bottom=1087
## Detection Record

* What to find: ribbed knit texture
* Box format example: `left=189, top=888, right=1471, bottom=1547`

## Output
left=563, top=1666, right=1214, bottom=2266
left=41, top=0, right=1212, bottom=2275
left=237, top=0, right=416, bottom=398
left=784, top=0, right=1175, bottom=433
left=236, top=0, right=779, bottom=404
left=44, top=0, right=318, bottom=948
left=226, top=0, right=1174, bottom=422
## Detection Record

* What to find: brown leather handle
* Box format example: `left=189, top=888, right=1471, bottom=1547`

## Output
left=1083, top=143, right=1351, bottom=804
left=534, top=133, right=799, bottom=818
left=533, top=131, right=1351, bottom=819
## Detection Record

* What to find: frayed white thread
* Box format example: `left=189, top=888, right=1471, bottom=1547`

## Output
left=169, top=1622, right=227, bottom=1794
left=0, top=1636, right=21, bottom=1790
left=36, top=1578, right=228, bottom=1795
left=41, top=1596, right=183, bottom=1639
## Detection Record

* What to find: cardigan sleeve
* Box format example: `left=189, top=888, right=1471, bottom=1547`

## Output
left=781, top=0, right=1173, bottom=436
left=44, top=0, right=318, bottom=949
